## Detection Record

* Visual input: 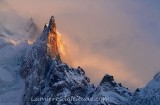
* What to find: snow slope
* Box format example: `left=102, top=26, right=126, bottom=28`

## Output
left=130, top=72, right=160, bottom=105
left=0, top=10, right=40, bottom=105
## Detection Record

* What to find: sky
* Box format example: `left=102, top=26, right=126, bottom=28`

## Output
left=1, top=0, right=160, bottom=90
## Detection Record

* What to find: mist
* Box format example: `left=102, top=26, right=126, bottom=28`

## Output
left=1, top=0, right=160, bottom=90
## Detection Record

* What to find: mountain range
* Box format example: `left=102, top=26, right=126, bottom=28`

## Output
left=0, top=13, right=160, bottom=105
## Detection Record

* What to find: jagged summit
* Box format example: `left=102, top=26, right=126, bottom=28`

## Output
left=47, top=16, right=59, bottom=58
left=100, top=74, right=114, bottom=85
left=88, top=74, right=132, bottom=105
left=20, top=16, right=61, bottom=78
left=48, top=16, right=56, bottom=33
left=41, top=16, right=56, bottom=37
left=35, top=16, right=59, bottom=58
left=20, top=16, right=94, bottom=105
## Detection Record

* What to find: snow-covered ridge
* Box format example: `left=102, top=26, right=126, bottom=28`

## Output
left=130, top=71, right=160, bottom=105
left=20, top=16, right=160, bottom=105
left=0, top=13, right=160, bottom=105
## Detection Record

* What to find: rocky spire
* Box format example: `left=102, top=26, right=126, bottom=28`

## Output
left=27, top=16, right=60, bottom=60
left=48, top=16, right=56, bottom=33
left=47, top=16, right=59, bottom=58
left=40, top=16, right=56, bottom=41
left=20, top=16, right=94, bottom=105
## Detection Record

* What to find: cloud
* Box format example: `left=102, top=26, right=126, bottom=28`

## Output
left=2, top=0, right=160, bottom=90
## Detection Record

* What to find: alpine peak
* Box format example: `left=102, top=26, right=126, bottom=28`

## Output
left=47, top=16, right=59, bottom=58
left=100, top=74, right=114, bottom=85
left=48, top=16, right=56, bottom=33
left=38, top=16, right=59, bottom=58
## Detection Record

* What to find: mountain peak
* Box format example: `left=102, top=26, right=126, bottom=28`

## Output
left=46, top=16, right=59, bottom=58
left=37, top=16, right=59, bottom=58
left=20, top=16, right=61, bottom=78
left=100, top=74, right=115, bottom=85
left=48, top=16, right=56, bottom=33
left=20, top=16, right=94, bottom=104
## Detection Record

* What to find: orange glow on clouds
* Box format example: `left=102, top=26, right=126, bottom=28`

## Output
left=63, top=36, right=144, bottom=89
left=57, top=32, right=66, bottom=58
